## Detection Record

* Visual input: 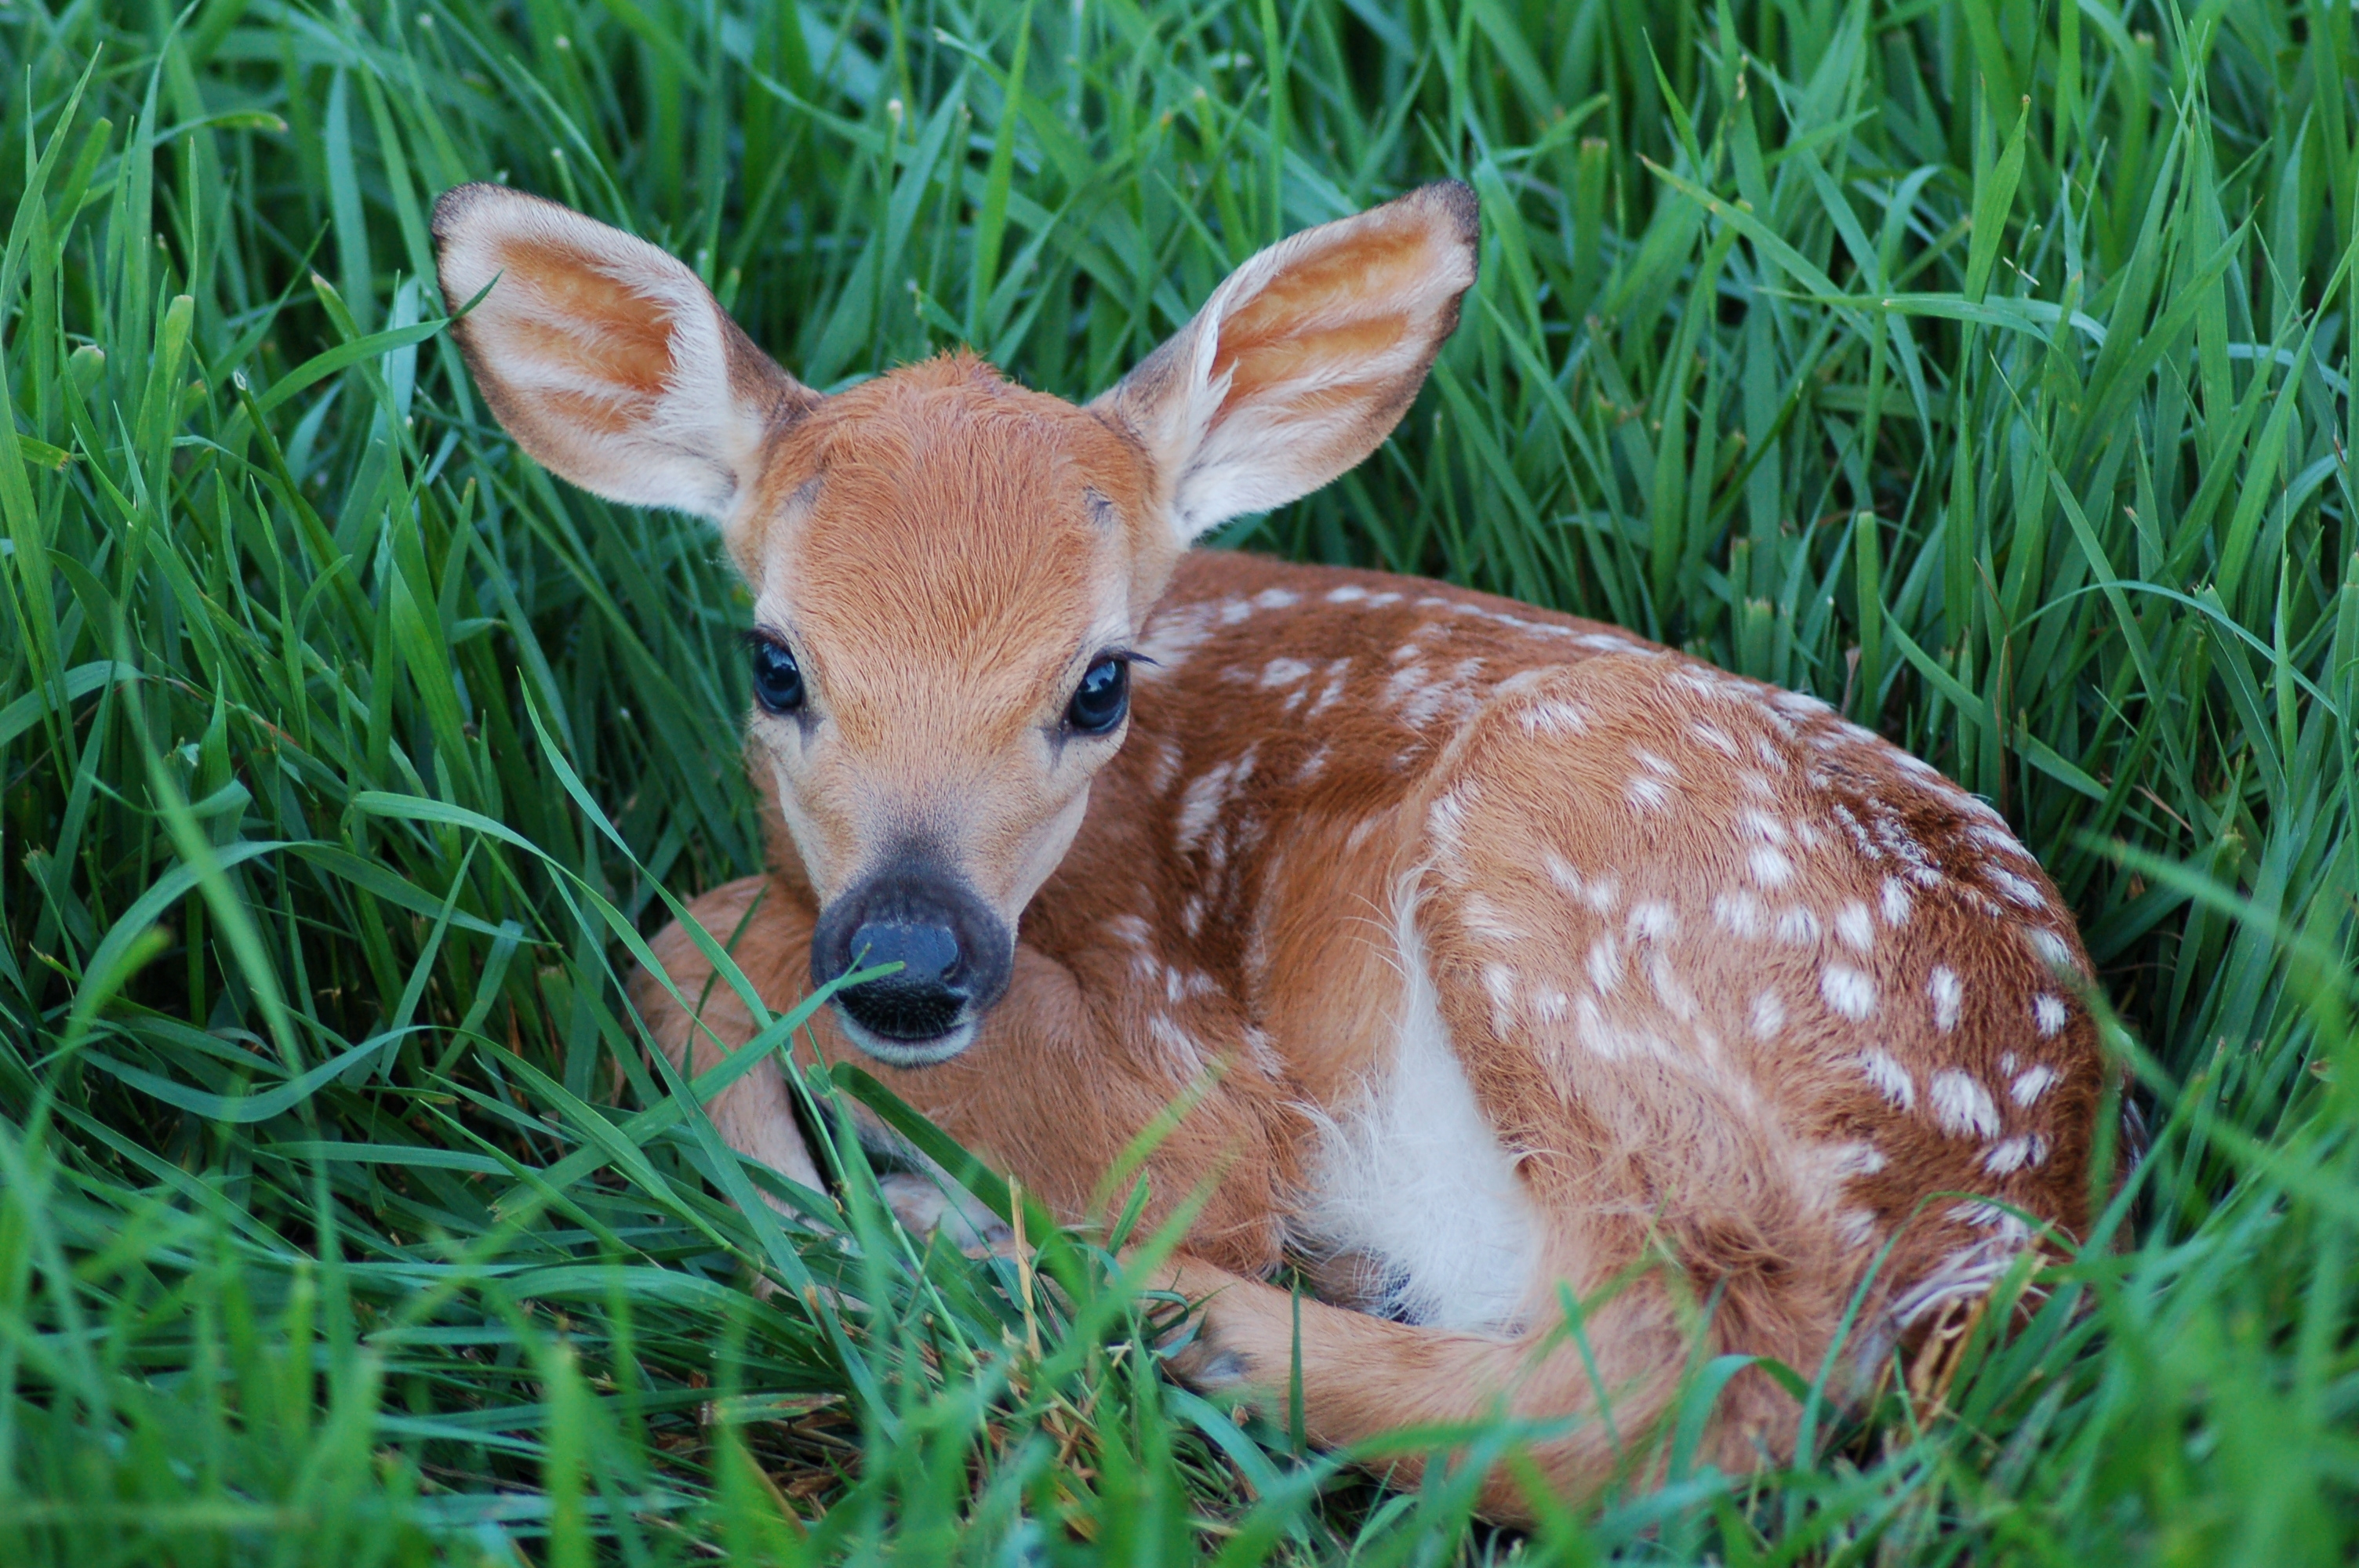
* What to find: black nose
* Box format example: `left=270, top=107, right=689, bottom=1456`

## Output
left=838, top=919, right=965, bottom=1040
left=809, top=855, right=1013, bottom=1055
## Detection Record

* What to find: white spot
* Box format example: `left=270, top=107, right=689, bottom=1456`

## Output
left=1748, top=847, right=1796, bottom=887
left=1520, top=699, right=1590, bottom=736
left=1325, top=584, right=1368, bottom=603
left=2034, top=994, right=2067, bottom=1036
left=1303, top=906, right=1539, bottom=1330
left=1858, top=1050, right=1915, bottom=1109
left=2027, top=929, right=2078, bottom=973
left=1294, top=745, right=1330, bottom=783
left=1985, top=865, right=2048, bottom=910
left=1627, top=775, right=1672, bottom=812
left=1483, top=962, right=1520, bottom=1032
left=1839, top=1210, right=1881, bottom=1249
left=1645, top=951, right=1696, bottom=1018
left=1714, top=891, right=1765, bottom=938
left=1928, top=1070, right=2001, bottom=1140
left=1146, top=1014, right=1205, bottom=1077
left=1627, top=902, right=1677, bottom=941
left=1135, top=604, right=1213, bottom=668
left=1219, top=597, right=1254, bottom=624
left=1775, top=906, right=1823, bottom=946
left=1834, top=902, right=1875, bottom=953
left=1928, top=967, right=1962, bottom=1031
left=1427, top=787, right=1472, bottom=859
left=1881, top=877, right=1913, bottom=927
left=1772, top=689, right=1832, bottom=721
left=1547, top=855, right=1618, bottom=913
left=1586, top=936, right=1624, bottom=995
left=1174, top=749, right=1255, bottom=854
left=1690, top=721, right=1739, bottom=757
left=1738, top=809, right=1789, bottom=844
left=1754, top=735, right=1790, bottom=771
left=1634, top=748, right=1677, bottom=777
left=1385, top=664, right=1430, bottom=704
left=1576, top=632, right=1637, bottom=653
left=1740, top=771, right=1777, bottom=798
left=1107, top=914, right=1152, bottom=947
left=1750, top=991, right=1785, bottom=1040
left=2011, top=1065, right=2059, bottom=1106
left=1253, top=587, right=1299, bottom=610
left=1830, top=803, right=1879, bottom=860
left=1258, top=657, right=1312, bottom=688
left=1365, top=591, right=1402, bottom=608
left=1459, top=895, right=1525, bottom=947
left=1821, top=965, right=1877, bottom=1019
left=1981, top=1136, right=2044, bottom=1176
left=1180, top=895, right=1205, bottom=936
left=1827, top=1142, right=1888, bottom=1178
left=1306, top=659, right=1351, bottom=717
left=1967, top=822, right=2034, bottom=859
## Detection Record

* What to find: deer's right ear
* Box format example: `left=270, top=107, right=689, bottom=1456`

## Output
left=432, top=183, right=815, bottom=526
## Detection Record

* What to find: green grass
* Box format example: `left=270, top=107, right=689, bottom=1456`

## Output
left=2, top=0, right=2356, bottom=1559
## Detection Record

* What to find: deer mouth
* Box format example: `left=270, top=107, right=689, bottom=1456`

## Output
left=831, top=1011, right=979, bottom=1068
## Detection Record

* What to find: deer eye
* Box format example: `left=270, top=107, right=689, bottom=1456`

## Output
left=1064, top=656, right=1129, bottom=735
left=749, top=637, right=805, bottom=715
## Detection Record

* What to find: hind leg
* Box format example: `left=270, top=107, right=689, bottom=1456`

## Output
left=1154, top=1255, right=1790, bottom=1522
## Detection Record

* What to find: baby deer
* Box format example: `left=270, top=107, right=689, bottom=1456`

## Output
left=434, top=180, right=2109, bottom=1515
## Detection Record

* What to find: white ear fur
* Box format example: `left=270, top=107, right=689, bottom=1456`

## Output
left=1092, top=181, right=1478, bottom=543
left=432, top=183, right=813, bottom=526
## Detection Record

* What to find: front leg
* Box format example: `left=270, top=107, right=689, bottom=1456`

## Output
left=631, top=875, right=828, bottom=1199
left=632, top=875, right=1292, bottom=1278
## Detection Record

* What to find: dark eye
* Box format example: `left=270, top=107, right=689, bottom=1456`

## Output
left=750, top=637, right=805, bottom=715
left=1065, top=655, right=1129, bottom=735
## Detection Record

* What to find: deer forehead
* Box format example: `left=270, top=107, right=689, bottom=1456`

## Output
left=740, top=361, right=1158, bottom=743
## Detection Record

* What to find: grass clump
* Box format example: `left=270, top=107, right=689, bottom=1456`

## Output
left=3, top=0, right=2357, bottom=1560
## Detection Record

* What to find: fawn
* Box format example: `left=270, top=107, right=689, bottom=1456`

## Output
left=434, top=179, right=2110, bottom=1515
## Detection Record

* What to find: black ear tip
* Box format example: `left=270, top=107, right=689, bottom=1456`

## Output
left=431, top=182, right=497, bottom=242
left=431, top=181, right=565, bottom=245
left=1408, top=179, right=1481, bottom=248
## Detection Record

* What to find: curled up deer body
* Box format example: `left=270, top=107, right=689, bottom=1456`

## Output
left=434, top=180, right=2112, bottom=1517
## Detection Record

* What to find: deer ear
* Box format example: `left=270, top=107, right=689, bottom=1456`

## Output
left=1091, top=181, right=1478, bottom=544
left=432, top=183, right=815, bottom=527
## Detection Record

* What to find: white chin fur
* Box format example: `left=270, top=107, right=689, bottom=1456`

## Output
left=833, top=1008, right=977, bottom=1067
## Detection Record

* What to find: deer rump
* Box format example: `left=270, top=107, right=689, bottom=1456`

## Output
left=434, top=180, right=2110, bottom=1519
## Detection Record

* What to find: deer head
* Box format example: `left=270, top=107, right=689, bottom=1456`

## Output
left=433, top=180, right=1478, bottom=1064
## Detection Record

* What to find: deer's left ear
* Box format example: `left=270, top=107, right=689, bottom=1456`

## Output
left=1091, top=181, right=1478, bottom=545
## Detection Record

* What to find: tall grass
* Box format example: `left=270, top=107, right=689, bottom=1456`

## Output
left=2, top=0, right=2354, bottom=1559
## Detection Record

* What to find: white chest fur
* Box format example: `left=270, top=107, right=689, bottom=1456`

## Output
left=1299, top=899, right=1539, bottom=1330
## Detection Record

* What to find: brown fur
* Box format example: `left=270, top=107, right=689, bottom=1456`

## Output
left=438, top=180, right=2110, bottom=1523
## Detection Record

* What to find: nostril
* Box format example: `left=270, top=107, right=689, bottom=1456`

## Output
left=849, top=920, right=962, bottom=991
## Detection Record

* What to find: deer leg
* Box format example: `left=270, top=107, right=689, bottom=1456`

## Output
left=1154, top=1254, right=1793, bottom=1524
left=633, top=876, right=1290, bottom=1276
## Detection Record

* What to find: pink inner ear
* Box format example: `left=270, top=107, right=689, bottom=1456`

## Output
left=493, top=237, right=677, bottom=397
left=1209, top=220, right=1447, bottom=399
